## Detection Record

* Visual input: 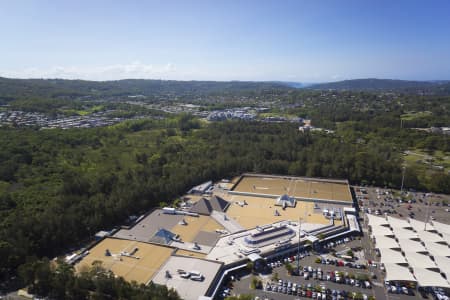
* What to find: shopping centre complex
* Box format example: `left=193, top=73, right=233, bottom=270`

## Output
left=74, top=173, right=361, bottom=300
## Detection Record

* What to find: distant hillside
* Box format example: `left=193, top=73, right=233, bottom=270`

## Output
left=275, top=81, right=308, bottom=88
left=308, top=78, right=450, bottom=92
left=0, top=77, right=289, bottom=102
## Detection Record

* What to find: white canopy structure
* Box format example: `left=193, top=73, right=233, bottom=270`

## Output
left=374, top=236, right=400, bottom=249
left=425, top=242, right=450, bottom=258
left=379, top=248, right=407, bottom=264
left=371, top=214, right=450, bottom=287
left=433, top=256, right=450, bottom=275
left=418, top=231, right=445, bottom=243
left=367, top=214, right=388, bottom=227
left=392, top=227, right=418, bottom=239
left=404, top=251, right=437, bottom=269
left=409, top=218, right=435, bottom=232
left=388, top=216, right=412, bottom=229
left=413, top=268, right=450, bottom=288
left=432, top=221, right=450, bottom=235
left=371, top=225, right=394, bottom=237
left=384, top=263, right=416, bottom=282
left=441, top=233, right=450, bottom=245
left=397, top=238, right=427, bottom=252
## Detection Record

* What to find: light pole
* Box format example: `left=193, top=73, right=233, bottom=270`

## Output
left=400, top=165, right=406, bottom=194
left=424, top=193, right=431, bottom=231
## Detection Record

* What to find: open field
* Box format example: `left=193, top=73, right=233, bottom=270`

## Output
left=232, top=175, right=353, bottom=202
left=400, top=110, right=432, bottom=120
left=404, top=149, right=450, bottom=173
left=75, top=238, right=174, bottom=284
left=225, top=194, right=341, bottom=229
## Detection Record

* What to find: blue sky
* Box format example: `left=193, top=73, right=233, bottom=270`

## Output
left=1, top=0, right=450, bottom=82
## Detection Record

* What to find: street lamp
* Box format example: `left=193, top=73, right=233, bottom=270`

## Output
left=400, top=166, right=406, bottom=194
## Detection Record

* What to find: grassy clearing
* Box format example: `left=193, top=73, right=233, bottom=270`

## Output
left=62, top=105, right=105, bottom=116
left=400, top=111, right=432, bottom=120
left=403, top=148, right=450, bottom=173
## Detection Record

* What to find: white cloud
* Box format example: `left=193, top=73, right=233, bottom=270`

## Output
left=0, top=61, right=176, bottom=81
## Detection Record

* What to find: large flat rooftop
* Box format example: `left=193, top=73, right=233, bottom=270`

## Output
left=230, top=174, right=353, bottom=203
left=75, top=238, right=173, bottom=284
left=152, top=256, right=222, bottom=300
left=224, top=194, right=342, bottom=229
left=113, top=209, right=224, bottom=247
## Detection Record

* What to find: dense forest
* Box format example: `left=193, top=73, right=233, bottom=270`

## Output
left=0, top=116, right=448, bottom=288
left=0, top=77, right=288, bottom=103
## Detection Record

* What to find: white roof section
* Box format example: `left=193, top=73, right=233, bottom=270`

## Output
left=247, top=253, right=262, bottom=262
left=374, top=236, right=400, bottom=249
left=384, top=263, right=416, bottom=282
left=152, top=256, right=222, bottom=300
left=346, top=214, right=360, bottom=232
left=433, top=221, right=450, bottom=235
left=413, top=268, right=450, bottom=288
left=404, top=252, right=436, bottom=269
left=371, top=225, right=393, bottom=237
left=367, top=214, right=388, bottom=227
left=388, top=216, right=412, bottom=229
left=392, top=227, right=418, bottom=239
left=409, top=218, right=435, bottom=232
left=397, top=239, right=427, bottom=253
left=442, top=233, right=450, bottom=245
left=425, top=242, right=450, bottom=258
left=418, top=231, right=445, bottom=243
left=379, top=248, right=407, bottom=264
left=434, top=256, right=450, bottom=274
